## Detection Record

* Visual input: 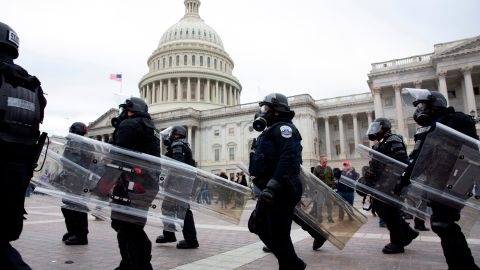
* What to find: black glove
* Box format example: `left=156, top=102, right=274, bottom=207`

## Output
left=394, top=165, right=412, bottom=196
left=258, top=179, right=281, bottom=208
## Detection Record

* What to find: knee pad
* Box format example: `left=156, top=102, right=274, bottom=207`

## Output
left=431, top=221, right=455, bottom=235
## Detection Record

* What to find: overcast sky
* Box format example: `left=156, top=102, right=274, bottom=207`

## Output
left=1, top=0, right=479, bottom=135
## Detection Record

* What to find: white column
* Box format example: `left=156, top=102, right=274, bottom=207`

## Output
left=147, top=84, right=152, bottom=104
left=177, top=78, right=181, bottom=101
left=338, top=115, right=345, bottom=159
left=159, top=80, right=164, bottom=101
left=187, top=78, right=191, bottom=102
left=153, top=82, right=157, bottom=104
left=215, top=81, right=219, bottom=104
left=223, top=84, right=227, bottom=105
left=324, top=117, right=331, bottom=160
left=373, top=87, right=384, bottom=117
left=463, top=66, right=477, bottom=117
left=206, top=79, right=210, bottom=102
left=394, top=83, right=405, bottom=137
left=194, top=127, right=200, bottom=162
left=187, top=126, right=192, bottom=146
left=352, top=113, right=359, bottom=152
left=196, top=78, right=200, bottom=101
left=367, top=111, right=374, bottom=146
left=437, top=71, right=449, bottom=106
left=414, top=80, right=422, bottom=89
left=168, top=79, right=173, bottom=101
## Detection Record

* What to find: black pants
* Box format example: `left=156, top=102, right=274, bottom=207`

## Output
left=0, top=145, right=34, bottom=269
left=163, top=207, right=197, bottom=242
left=112, top=220, right=152, bottom=270
left=430, top=205, right=479, bottom=270
left=256, top=178, right=305, bottom=270
left=0, top=243, right=31, bottom=270
left=61, top=206, right=88, bottom=239
left=372, top=199, right=414, bottom=246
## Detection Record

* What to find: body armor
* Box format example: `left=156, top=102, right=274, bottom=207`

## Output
left=0, top=63, right=42, bottom=145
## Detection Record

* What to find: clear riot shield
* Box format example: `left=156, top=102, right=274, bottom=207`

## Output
left=296, top=166, right=367, bottom=250
left=340, top=143, right=480, bottom=234
left=33, top=134, right=251, bottom=229
left=410, top=122, right=480, bottom=209
left=236, top=162, right=368, bottom=250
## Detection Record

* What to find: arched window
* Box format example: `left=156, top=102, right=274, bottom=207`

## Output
left=162, top=58, right=166, bottom=68
left=184, top=55, right=187, bottom=65
left=169, top=56, right=172, bottom=67
left=192, top=55, right=196, bottom=66
left=200, top=56, right=203, bottom=66
left=214, top=59, right=217, bottom=69
left=176, top=55, right=179, bottom=66
left=207, top=57, right=211, bottom=67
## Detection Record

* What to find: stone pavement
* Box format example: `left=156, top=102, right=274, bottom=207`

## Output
left=14, top=194, right=480, bottom=270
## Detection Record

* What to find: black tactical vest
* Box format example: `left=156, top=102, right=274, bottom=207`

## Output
left=0, top=63, right=42, bottom=145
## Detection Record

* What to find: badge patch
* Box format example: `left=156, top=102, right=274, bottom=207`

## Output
left=280, top=125, right=292, bottom=138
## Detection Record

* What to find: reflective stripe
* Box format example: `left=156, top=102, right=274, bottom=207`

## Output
left=7, top=97, right=35, bottom=111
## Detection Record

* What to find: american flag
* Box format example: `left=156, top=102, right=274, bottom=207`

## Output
left=110, top=74, right=122, bottom=82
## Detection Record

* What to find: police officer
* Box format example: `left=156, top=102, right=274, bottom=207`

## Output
left=400, top=89, right=479, bottom=270
left=249, top=93, right=305, bottom=270
left=60, top=122, right=89, bottom=245
left=0, top=21, right=47, bottom=269
left=156, top=125, right=199, bottom=249
left=110, top=97, right=160, bottom=270
left=365, top=118, right=419, bottom=254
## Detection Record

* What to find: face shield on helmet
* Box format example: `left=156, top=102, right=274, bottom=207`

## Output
left=402, top=88, right=446, bottom=126
left=366, top=122, right=383, bottom=141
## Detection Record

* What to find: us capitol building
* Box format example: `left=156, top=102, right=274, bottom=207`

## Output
left=88, top=0, right=480, bottom=178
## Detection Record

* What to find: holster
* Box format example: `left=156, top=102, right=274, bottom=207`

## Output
left=33, top=132, right=47, bottom=168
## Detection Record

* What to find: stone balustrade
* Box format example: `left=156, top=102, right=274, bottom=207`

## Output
left=371, top=53, right=433, bottom=71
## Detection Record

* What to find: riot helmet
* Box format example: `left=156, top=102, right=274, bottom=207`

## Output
left=366, top=117, right=391, bottom=141
left=259, top=93, right=291, bottom=113
left=119, top=97, right=148, bottom=114
left=111, top=97, right=148, bottom=128
left=0, top=22, right=19, bottom=59
left=253, top=93, right=294, bottom=131
left=69, top=122, right=88, bottom=136
left=161, top=125, right=186, bottom=147
left=402, top=88, right=447, bottom=126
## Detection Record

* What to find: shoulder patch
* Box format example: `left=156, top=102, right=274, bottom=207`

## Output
left=279, top=125, right=293, bottom=138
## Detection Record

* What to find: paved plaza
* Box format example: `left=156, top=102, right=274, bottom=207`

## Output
left=14, top=194, right=480, bottom=270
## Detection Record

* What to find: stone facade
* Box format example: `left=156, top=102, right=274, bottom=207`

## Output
left=367, top=36, right=480, bottom=144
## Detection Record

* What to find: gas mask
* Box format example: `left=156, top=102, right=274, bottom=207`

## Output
left=111, top=106, right=128, bottom=128
left=413, top=103, right=433, bottom=127
left=160, top=127, right=173, bottom=147
left=252, top=105, right=273, bottom=132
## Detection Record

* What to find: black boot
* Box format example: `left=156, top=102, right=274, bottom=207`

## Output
left=176, top=240, right=199, bottom=249
left=313, top=237, right=327, bottom=250
left=382, top=243, right=404, bottom=254
left=403, top=228, right=419, bottom=247
left=156, top=234, right=176, bottom=244
left=62, top=232, right=73, bottom=242
left=65, top=235, right=88, bottom=245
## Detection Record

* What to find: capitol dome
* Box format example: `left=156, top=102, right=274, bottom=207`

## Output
left=139, top=0, right=242, bottom=113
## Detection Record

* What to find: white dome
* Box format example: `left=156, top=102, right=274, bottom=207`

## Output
left=158, top=0, right=224, bottom=49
